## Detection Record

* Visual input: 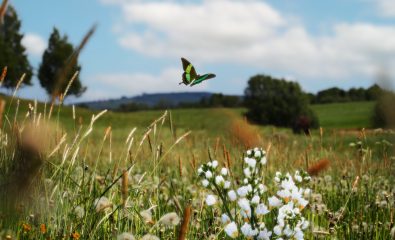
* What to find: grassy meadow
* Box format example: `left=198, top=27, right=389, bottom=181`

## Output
left=0, top=94, right=394, bottom=239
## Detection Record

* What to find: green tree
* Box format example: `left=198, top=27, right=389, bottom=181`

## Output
left=366, top=84, right=382, bottom=101
left=0, top=6, right=33, bottom=88
left=244, top=74, right=318, bottom=132
left=316, top=87, right=349, bottom=103
left=38, top=28, right=86, bottom=99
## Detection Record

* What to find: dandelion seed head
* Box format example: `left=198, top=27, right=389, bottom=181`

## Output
left=140, top=234, right=159, bottom=240
left=74, top=206, right=84, bottom=219
left=117, top=232, right=135, bottom=240
left=158, top=212, right=180, bottom=227
left=94, top=196, right=112, bottom=212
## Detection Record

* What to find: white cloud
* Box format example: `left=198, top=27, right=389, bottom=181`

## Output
left=89, top=67, right=208, bottom=99
left=102, top=0, right=395, bottom=85
left=376, top=0, right=395, bottom=17
left=22, top=33, right=46, bottom=57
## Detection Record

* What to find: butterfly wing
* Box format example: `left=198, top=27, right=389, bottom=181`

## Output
left=181, top=58, right=191, bottom=71
left=190, top=73, right=216, bottom=86
left=181, top=57, right=198, bottom=84
left=181, top=72, right=190, bottom=85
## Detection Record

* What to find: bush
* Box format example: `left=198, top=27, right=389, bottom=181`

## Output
left=244, top=75, right=319, bottom=132
left=372, top=90, right=395, bottom=128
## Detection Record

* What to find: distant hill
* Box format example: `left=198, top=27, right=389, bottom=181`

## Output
left=75, top=92, right=213, bottom=110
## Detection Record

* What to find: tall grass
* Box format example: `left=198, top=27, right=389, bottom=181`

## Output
left=0, top=88, right=394, bottom=239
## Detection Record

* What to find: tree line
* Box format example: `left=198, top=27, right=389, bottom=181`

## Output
left=307, top=84, right=382, bottom=104
left=0, top=5, right=88, bottom=100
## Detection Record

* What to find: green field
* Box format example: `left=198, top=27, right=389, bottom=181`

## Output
left=311, top=101, right=375, bottom=129
left=0, top=96, right=394, bottom=239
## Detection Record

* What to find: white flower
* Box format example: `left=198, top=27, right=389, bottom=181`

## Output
left=221, top=168, right=228, bottom=176
left=300, top=218, right=309, bottom=230
left=260, top=156, right=267, bottom=165
left=254, top=150, right=261, bottom=158
left=224, top=222, right=239, bottom=238
left=117, top=232, right=135, bottom=240
left=206, top=194, right=217, bottom=206
left=94, top=196, right=112, bottom=212
left=297, top=198, right=309, bottom=210
left=258, top=184, right=267, bottom=193
left=212, top=160, right=218, bottom=168
left=221, top=213, right=231, bottom=224
left=228, top=190, right=237, bottom=201
left=294, top=228, right=304, bottom=240
left=283, top=225, right=293, bottom=237
left=140, top=234, right=160, bottom=240
left=238, top=198, right=251, bottom=213
left=268, top=196, right=282, bottom=208
left=295, top=175, right=303, bottom=183
left=243, top=168, right=251, bottom=178
left=303, top=188, right=311, bottom=198
left=197, top=167, right=203, bottom=175
left=251, top=195, right=260, bottom=205
left=224, top=181, right=231, bottom=189
left=256, top=203, right=269, bottom=215
left=241, top=222, right=258, bottom=237
left=205, top=170, right=213, bottom=179
left=237, top=186, right=249, bottom=197
left=281, top=178, right=296, bottom=191
left=202, top=179, right=209, bottom=187
left=158, top=212, right=180, bottom=227
left=273, top=225, right=283, bottom=235
left=257, top=228, right=272, bottom=240
left=246, top=150, right=252, bottom=156
left=245, top=157, right=257, bottom=168
left=215, top=175, right=225, bottom=186
left=74, top=206, right=84, bottom=219
left=277, top=189, right=291, bottom=202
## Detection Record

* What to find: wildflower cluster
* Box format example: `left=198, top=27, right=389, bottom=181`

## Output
left=198, top=147, right=312, bottom=239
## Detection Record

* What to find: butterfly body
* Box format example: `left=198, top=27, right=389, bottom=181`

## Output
left=180, top=58, right=215, bottom=86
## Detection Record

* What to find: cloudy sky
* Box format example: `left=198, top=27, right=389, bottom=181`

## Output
left=11, top=0, right=395, bottom=102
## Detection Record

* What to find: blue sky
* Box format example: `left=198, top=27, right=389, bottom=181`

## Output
left=10, top=0, right=395, bottom=102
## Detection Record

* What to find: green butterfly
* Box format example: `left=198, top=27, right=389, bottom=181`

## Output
left=179, top=58, right=216, bottom=86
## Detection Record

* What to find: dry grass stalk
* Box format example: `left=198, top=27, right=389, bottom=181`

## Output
left=111, top=160, right=120, bottom=180
left=352, top=175, right=360, bottom=189
left=191, top=153, right=196, bottom=170
left=0, top=66, right=7, bottom=86
left=0, top=98, right=5, bottom=126
left=121, top=169, right=128, bottom=207
left=214, top=137, right=220, bottom=156
left=307, top=158, right=330, bottom=176
left=178, top=155, right=182, bottom=177
left=178, top=204, right=192, bottom=240
left=222, top=144, right=227, bottom=161
left=0, top=0, right=8, bottom=24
